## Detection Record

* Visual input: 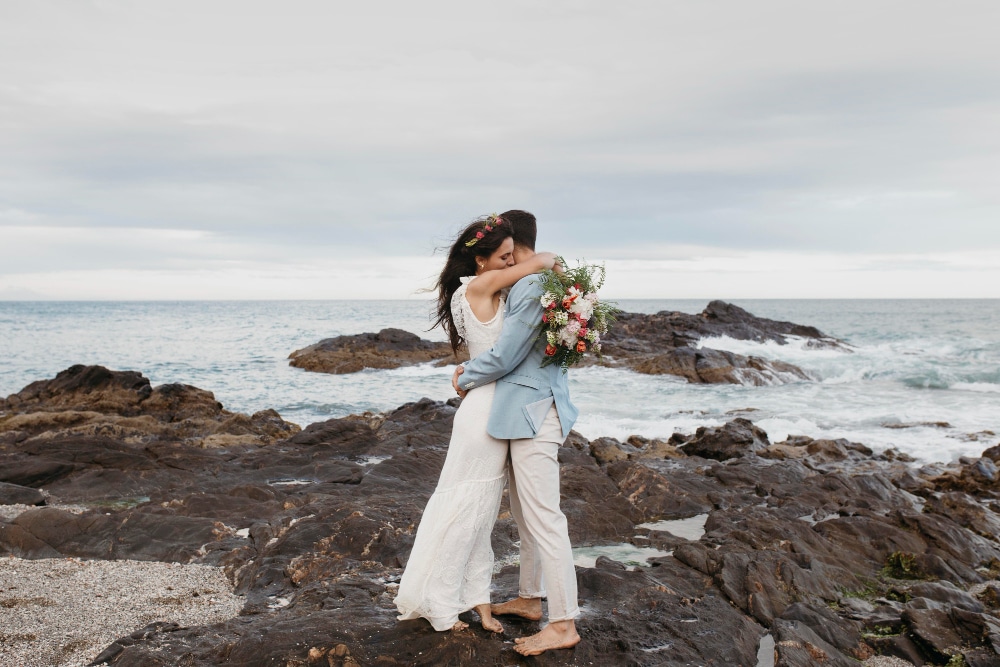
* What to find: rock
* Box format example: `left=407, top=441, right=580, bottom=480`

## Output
left=681, top=418, right=771, bottom=461
left=588, top=436, right=637, bottom=464
left=0, top=481, right=45, bottom=506
left=909, top=581, right=985, bottom=613
left=779, top=602, right=868, bottom=659
left=288, top=328, right=460, bottom=374
left=0, top=365, right=300, bottom=447
left=287, top=301, right=842, bottom=384
left=593, top=300, right=847, bottom=384
left=772, top=618, right=859, bottom=666
left=8, top=367, right=1000, bottom=667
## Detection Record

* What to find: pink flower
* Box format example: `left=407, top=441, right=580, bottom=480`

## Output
left=476, top=231, right=484, bottom=239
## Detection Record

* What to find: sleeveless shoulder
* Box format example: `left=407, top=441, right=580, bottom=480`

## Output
left=450, top=276, right=504, bottom=358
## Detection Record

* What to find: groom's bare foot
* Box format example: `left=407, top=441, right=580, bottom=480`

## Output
left=490, top=596, right=542, bottom=621
left=475, top=604, right=504, bottom=633
left=513, top=620, right=580, bottom=655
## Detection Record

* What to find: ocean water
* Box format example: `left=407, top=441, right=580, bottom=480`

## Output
left=1, top=299, right=997, bottom=463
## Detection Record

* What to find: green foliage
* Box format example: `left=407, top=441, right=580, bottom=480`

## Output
left=945, top=655, right=967, bottom=667
left=861, top=625, right=899, bottom=638
left=839, top=578, right=881, bottom=600
left=882, top=551, right=925, bottom=580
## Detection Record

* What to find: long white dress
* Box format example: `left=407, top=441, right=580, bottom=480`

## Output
left=394, top=277, right=509, bottom=630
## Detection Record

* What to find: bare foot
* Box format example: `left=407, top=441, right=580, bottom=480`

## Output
left=451, top=620, right=469, bottom=631
left=475, top=604, right=504, bottom=633
left=514, top=621, right=580, bottom=656
left=490, top=596, right=543, bottom=621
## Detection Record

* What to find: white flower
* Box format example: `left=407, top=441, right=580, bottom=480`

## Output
left=546, top=330, right=558, bottom=345
left=586, top=330, right=600, bottom=344
left=568, top=299, right=594, bottom=321
left=540, top=292, right=557, bottom=308
left=558, top=328, right=576, bottom=348
left=552, top=311, right=569, bottom=326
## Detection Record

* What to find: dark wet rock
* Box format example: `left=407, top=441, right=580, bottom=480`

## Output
left=288, top=327, right=461, bottom=374
left=288, top=301, right=843, bottom=385
left=680, top=418, right=770, bottom=461
left=592, top=300, right=847, bottom=384
left=779, top=602, right=868, bottom=659
left=0, top=365, right=300, bottom=447
left=629, top=345, right=814, bottom=385
left=772, top=618, right=859, bottom=667
left=909, top=581, right=985, bottom=613
left=931, top=451, right=1000, bottom=500
left=0, top=481, right=45, bottom=505
left=87, top=622, right=180, bottom=666
left=8, top=367, right=1000, bottom=666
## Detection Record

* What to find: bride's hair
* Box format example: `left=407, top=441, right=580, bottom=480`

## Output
left=433, top=216, right=514, bottom=354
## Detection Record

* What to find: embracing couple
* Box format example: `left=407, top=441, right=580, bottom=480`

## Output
left=393, top=210, right=581, bottom=656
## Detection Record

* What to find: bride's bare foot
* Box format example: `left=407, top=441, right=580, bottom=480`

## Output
left=475, top=604, right=504, bottom=633
left=490, top=596, right=542, bottom=621
left=514, top=620, right=580, bottom=655
left=451, top=620, right=469, bottom=631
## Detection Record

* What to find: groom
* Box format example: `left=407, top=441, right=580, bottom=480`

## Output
left=452, top=210, right=581, bottom=656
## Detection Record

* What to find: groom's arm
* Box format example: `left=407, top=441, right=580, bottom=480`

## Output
left=456, top=277, right=544, bottom=392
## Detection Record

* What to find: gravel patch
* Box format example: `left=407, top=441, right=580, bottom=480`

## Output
left=0, top=556, right=244, bottom=667
left=863, top=657, right=915, bottom=667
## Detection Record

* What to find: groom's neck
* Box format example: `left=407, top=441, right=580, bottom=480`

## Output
left=513, top=245, right=535, bottom=264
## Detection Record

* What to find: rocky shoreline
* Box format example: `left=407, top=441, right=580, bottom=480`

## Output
left=2, top=364, right=1000, bottom=666
left=287, top=300, right=849, bottom=385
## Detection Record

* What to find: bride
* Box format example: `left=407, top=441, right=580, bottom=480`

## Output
left=394, top=213, right=558, bottom=632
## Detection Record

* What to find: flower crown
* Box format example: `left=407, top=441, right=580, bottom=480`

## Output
left=465, top=214, right=504, bottom=247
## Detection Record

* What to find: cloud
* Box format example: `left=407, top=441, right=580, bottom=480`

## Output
left=1, top=0, right=999, bottom=297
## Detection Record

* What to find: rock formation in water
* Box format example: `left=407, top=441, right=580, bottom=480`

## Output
left=288, top=328, right=464, bottom=374
left=3, top=366, right=1000, bottom=665
left=0, top=364, right=300, bottom=448
left=287, top=301, right=848, bottom=385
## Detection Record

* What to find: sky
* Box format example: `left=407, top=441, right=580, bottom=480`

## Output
left=1, top=0, right=999, bottom=299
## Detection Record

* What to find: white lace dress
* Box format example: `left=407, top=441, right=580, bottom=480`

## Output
left=394, top=277, right=508, bottom=630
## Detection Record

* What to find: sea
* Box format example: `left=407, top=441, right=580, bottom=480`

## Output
left=1, top=299, right=998, bottom=464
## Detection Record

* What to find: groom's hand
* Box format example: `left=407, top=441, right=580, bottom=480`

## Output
left=452, top=365, right=467, bottom=398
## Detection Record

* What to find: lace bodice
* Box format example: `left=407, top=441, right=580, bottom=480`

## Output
left=451, top=276, right=505, bottom=358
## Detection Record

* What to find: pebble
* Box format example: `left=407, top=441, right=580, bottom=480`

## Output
left=0, top=556, right=243, bottom=667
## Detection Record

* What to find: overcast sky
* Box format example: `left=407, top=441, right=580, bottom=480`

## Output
left=2, top=0, right=999, bottom=299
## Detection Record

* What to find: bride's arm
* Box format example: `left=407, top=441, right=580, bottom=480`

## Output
left=466, top=252, right=557, bottom=300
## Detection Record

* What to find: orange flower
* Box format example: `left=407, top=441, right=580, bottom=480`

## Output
left=545, top=344, right=558, bottom=356
left=575, top=340, right=587, bottom=353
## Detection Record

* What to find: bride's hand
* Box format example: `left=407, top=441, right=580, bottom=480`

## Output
left=535, top=252, right=558, bottom=269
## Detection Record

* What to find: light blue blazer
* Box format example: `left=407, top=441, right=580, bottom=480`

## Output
left=457, top=274, right=579, bottom=441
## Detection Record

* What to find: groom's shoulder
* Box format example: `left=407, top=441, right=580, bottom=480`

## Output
left=511, top=274, right=544, bottom=298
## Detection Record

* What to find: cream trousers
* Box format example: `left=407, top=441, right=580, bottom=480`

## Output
left=507, top=405, right=580, bottom=622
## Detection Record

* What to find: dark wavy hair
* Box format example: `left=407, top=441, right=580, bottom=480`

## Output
left=433, top=216, right=514, bottom=354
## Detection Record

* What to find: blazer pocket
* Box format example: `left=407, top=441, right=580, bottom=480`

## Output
left=499, top=373, right=543, bottom=390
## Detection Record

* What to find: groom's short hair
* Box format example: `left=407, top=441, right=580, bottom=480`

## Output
left=501, top=210, right=537, bottom=250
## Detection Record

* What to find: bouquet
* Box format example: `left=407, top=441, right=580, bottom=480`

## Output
left=535, top=258, right=619, bottom=370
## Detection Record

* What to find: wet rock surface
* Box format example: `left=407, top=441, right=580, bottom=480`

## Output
left=3, top=367, right=1000, bottom=666
left=0, top=364, right=300, bottom=448
left=287, top=301, right=847, bottom=385
left=594, top=300, right=848, bottom=384
left=288, top=328, right=464, bottom=374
